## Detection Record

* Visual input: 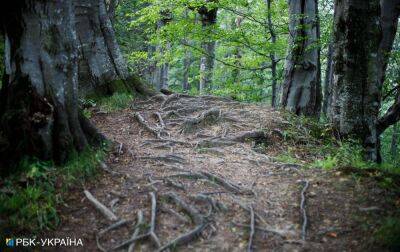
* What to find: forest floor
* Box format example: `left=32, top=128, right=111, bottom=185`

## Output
left=51, top=94, right=398, bottom=251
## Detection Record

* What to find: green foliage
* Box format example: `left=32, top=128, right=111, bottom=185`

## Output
left=0, top=148, right=106, bottom=233
left=374, top=217, right=400, bottom=250
left=87, top=92, right=134, bottom=112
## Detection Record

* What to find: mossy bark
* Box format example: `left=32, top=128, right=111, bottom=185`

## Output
left=0, top=0, right=105, bottom=173
left=281, top=0, right=322, bottom=117
left=330, top=0, right=382, bottom=161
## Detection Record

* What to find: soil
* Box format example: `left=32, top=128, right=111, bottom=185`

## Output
left=49, top=94, right=399, bottom=251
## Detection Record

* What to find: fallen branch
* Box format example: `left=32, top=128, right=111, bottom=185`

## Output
left=300, top=180, right=309, bottom=241
left=84, top=190, right=118, bottom=221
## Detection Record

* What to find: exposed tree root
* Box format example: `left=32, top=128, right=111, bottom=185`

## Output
left=167, top=171, right=254, bottom=195
left=162, top=192, right=203, bottom=225
left=300, top=180, right=309, bottom=241
left=181, top=108, right=222, bottom=133
left=247, top=205, right=255, bottom=252
left=149, top=192, right=162, bottom=248
left=160, top=206, right=189, bottom=223
left=156, top=223, right=210, bottom=252
left=96, top=219, right=131, bottom=252
left=84, top=190, right=118, bottom=221
left=233, top=223, right=288, bottom=238
left=133, top=112, right=161, bottom=138
left=153, top=112, right=166, bottom=129
left=128, top=210, right=144, bottom=252
left=196, top=130, right=268, bottom=148
left=137, top=154, right=187, bottom=164
left=112, top=192, right=160, bottom=250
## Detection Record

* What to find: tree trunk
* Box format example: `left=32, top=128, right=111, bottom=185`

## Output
left=75, top=0, right=154, bottom=97
left=198, top=3, right=218, bottom=93
left=265, top=0, right=278, bottom=108
left=182, top=47, right=192, bottom=92
left=391, top=123, right=399, bottom=160
left=0, top=0, right=105, bottom=172
left=330, top=0, right=381, bottom=161
left=377, top=0, right=400, bottom=87
left=281, top=0, right=321, bottom=116
left=322, top=42, right=334, bottom=115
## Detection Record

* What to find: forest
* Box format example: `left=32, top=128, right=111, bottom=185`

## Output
left=0, top=0, right=399, bottom=251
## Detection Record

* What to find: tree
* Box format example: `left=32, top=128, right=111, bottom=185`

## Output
left=0, top=0, right=105, bottom=171
left=198, top=1, right=218, bottom=93
left=281, top=0, right=322, bottom=116
left=265, top=0, right=278, bottom=107
left=330, top=0, right=382, bottom=161
left=322, top=41, right=333, bottom=115
left=0, top=0, right=155, bottom=172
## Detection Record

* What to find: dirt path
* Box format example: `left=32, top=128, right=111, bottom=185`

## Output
left=52, top=94, right=396, bottom=251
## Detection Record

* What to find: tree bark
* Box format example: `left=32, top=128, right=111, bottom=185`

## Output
left=0, top=0, right=105, bottom=172
left=322, top=42, right=334, bottom=115
left=265, top=0, right=278, bottom=108
left=198, top=3, right=218, bottom=94
left=330, top=0, right=382, bottom=161
left=75, top=0, right=154, bottom=97
left=377, top=0, right=400, bottom=87
left=182, top=47, right=192, bottom=92
left=281, top=0, right=321, bottom=116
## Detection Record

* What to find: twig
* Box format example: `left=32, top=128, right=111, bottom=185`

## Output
left=84, top=190, right=118, bottom=221
left=300, top=180, right=309, bottom=241
left=248, top=206, right=255, bottom=252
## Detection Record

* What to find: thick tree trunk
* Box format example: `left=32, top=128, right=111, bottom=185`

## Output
left=0, top=0, right=105, bottom=172
left=330, top=0, right=381, bottom=161
left=198, top=3, right=218, bottom=93
left=322, top=42, right=334, bottom=115
left=75, top=0, right=154, bottom=97
left=281, top=0, right=321, bottom=116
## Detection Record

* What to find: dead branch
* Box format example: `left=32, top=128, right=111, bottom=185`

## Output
left=300, top=180, right=309, bottom=241
left=128, top=210, right=144, bottom=252
left=84, top=190, right=118, bottom=221
left=133, top=112, right=160, bottom=138
left=247, top=206, right=255, bottom=252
